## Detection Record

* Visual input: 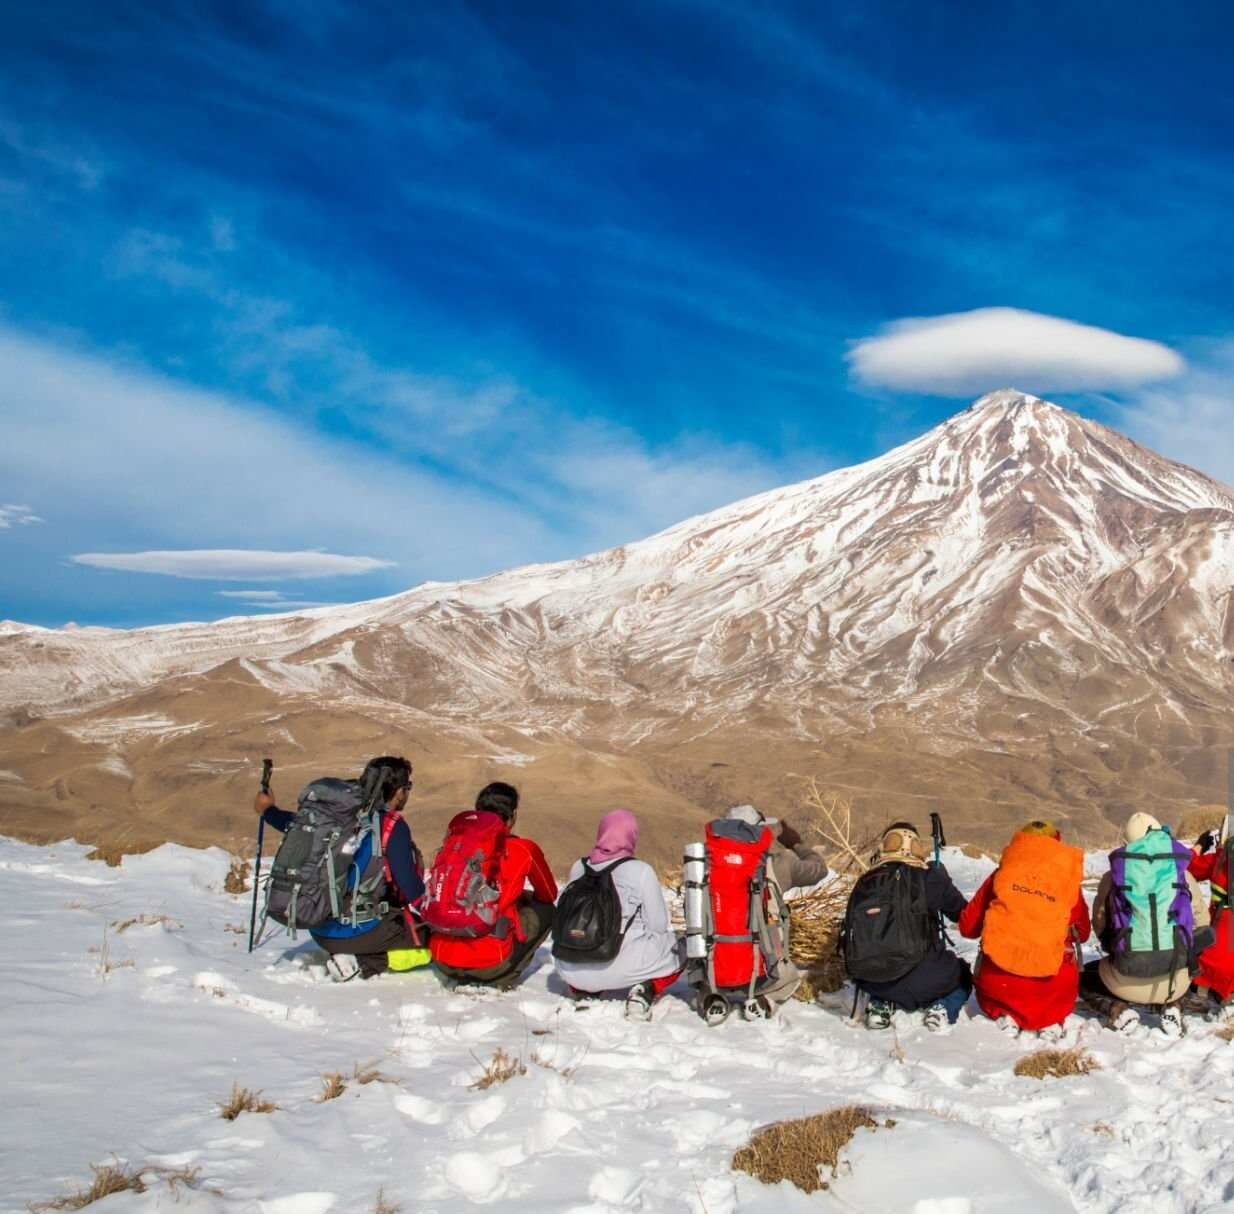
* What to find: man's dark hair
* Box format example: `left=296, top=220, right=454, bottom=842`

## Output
left=475, top=781, right=519, bottom=821
left=360, top=756, right=413, bottom=803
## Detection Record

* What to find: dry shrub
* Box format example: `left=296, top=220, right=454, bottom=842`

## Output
left=374, top=1190, right=400, bottom=1214
left=786, top=878, right=855, bottom=1001
left=1014, top=1048, right=1100, bottom=1080
left=31, top=1162, right=146, bottom=1210
left=731, top=1107, right=892, bottom=1194
left=1175, top=806, right=1226, bottom=842
left=798, top=780, right=877, bottom=875
left=316, top=1072, right=346, bottom=1102
left=112, top=914, right=181, bottom=933
left=1216, top=1023, right=1234, bottom=1042
left=219, top=1082, right=277, bottom=1120
left=223, top=857, right=250, bottom=894
left=469, top=1047, right=526, bottom=1090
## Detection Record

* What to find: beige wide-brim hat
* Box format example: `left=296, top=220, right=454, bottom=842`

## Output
left=1123, top=811, right=1162, bottom=843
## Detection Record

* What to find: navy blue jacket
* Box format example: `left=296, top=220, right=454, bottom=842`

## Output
left=262, top=806, right=425, bottom=939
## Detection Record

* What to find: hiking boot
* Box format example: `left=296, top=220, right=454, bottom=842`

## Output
left=326, top=954, right=361, bottom=983
left=1036, top=1023, right=1066, bottom=1044
left=1107, top=1002, right=1139, bottom=1035
left=996, top=1015, right=1021, bottom=1038
left=625, top=982, right=654, bottom=1022
left=700, top=994, right=730, bottom=1026
left=742, top=996, right=774, bottom=1021
left=1179, top=986, right=1215, bottom=1015
left=923, top=1002, right=951, bottom=1033
left=1159, top=1005, right=1185, bottom=1038
left=865, top=998, right=893, bottom=1031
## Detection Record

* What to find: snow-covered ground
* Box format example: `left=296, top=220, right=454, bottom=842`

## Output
left=4, top=837, right=1233, bottom=1214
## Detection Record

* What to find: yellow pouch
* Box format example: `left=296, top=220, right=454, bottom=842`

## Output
left=387, top=947, right=432, bottom=972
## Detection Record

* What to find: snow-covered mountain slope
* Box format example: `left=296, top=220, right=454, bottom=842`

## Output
left=5, top=389, right=1234, bottom=858
left=6, top=834, right=1232, bottom=1213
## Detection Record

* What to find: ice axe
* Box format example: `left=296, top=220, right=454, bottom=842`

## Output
left=247, top=757, right=273, bottom=953
left=929, top=812, right=946, bottom=865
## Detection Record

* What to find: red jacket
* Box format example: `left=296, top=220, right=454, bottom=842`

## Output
left=429, top=833, right=557, bottom=970
left=1189, top=849, right=1234, bottom=999
left=959, top=873, right=1091, bottom=1031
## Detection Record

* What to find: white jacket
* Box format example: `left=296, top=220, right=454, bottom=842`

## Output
left=553, top=856, right=683, bottom=992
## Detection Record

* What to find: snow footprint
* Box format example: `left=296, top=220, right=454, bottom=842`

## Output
left=394, top=1091, right=448, bottom=1126
left=443, top=1146, right=523, bottom=1204
left=589, top=1166, right=644, bottom=1206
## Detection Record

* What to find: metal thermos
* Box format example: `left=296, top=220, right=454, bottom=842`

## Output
left=683, top=841, right=707, bottom=960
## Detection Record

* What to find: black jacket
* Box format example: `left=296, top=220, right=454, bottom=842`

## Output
left=856, top=861, right=971, bottom=1009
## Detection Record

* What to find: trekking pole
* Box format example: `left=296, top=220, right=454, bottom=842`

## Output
left=929, top=812, right=946, bottom=865
left=1226, top=748, right=1233, bottom=955
left=247, top=758, right=273, bottom=954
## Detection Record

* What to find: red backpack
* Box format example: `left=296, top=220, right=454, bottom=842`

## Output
left=422, top=810, right=508, bottom=937
left=703, top=820, right=785, bottom=990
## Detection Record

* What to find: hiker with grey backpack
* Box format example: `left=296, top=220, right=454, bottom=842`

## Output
left=1081, top=812, right=1211, bottom=1037
left=253, top=756, right=429, bottom=982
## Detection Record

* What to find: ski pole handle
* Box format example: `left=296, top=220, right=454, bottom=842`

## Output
left=260, top=757, right=273, bottom=796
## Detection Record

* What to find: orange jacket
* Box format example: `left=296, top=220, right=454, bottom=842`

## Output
left=429, top=833, right=557, bottom=970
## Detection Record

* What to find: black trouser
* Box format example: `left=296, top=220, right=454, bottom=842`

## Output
left=434, top=897, right=555, bottom=990
left=314, top=909, right=424, bottom=979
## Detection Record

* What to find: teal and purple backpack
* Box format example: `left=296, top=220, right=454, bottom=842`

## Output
left=1105, top=827, right=1194, bottom=981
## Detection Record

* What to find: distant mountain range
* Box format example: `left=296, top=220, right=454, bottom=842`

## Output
left=5, top=389, right=1232, bottom=865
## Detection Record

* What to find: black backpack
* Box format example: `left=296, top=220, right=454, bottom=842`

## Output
left=552, top=857, right=636, bottom=962
left=262, top=777, right=388, bottom=936
left=841, top=863, right=933, bottom=984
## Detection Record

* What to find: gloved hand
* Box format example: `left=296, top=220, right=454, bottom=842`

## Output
left=777, top=820, right=803, bottom=850
left=1196, top=829, right=1218, bottom=853
left=254, top=790, right=276, bottom=816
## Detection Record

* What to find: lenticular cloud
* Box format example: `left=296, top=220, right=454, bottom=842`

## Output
left=70, top=549, right=394, bottom=581
left=848, top=307, right=1185, bottom=396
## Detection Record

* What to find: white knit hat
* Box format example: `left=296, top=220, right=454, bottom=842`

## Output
left=726, top=804, right=779, bottom=828
left=1123, top=811, right=1162, bottom=843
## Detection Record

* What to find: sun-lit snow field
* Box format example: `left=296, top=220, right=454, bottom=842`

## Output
left=4, top=835, right=1234, bottom=1214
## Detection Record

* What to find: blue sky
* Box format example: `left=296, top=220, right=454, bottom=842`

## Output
left=3, top=1, right=1233, bottom=627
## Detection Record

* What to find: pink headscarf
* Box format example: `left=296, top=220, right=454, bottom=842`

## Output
left=588, top=809, right=639, bottom=865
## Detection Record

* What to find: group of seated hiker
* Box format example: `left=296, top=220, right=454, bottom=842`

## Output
left=253, top=755, right=1234, bottom=1035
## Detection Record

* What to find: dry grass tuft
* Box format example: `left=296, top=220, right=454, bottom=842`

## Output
left=469, top=1047, right=526, bottom=1090
left=1175, top=806, right=1226, bottom=842
left=1216, top=1022, right=1234, bottom=1042
left=316, top=1072, right=346, bottom=1102
left=731, top=1106, right=890, bottom=1194
left=31, top=1161, right=147, bottom=1210
left=85, top=844, right=126, bottom=867
left=1014, top=1047, right=1100, bottom=1080
left=112, top=914, right=181, bottom=933
left=223, top=857, right=250, bottom=894
left=352, top=1060, right=395, bottom=1086
left=374, top=1189, right=400, bottom=1214
left=1091, top=1122, right=1115, bottom=1136
left=219, top=1082, right=278, bottom=1120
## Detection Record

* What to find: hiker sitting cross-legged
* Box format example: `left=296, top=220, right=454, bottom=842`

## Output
left=725, top=805, right=830, bottom=892
left=425, top=782, right=558, bottom=991
left=1081, top=812, right=1210, bottom=1037
left=552, top=809, right=685, bottom=1021
left=255, top=755, right=428, bottom=982
left=959, top=821, right=1090, bottom=1040
left=1185, top=821, right=1234, bottom=1018
left=842, top=822, right=970, bottom=1032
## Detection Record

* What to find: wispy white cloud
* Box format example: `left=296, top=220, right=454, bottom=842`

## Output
left=72, top=549, right=392, bottom=580
left=0, top=503, right=42, bottom=529
left=848, top=307, right=1186, bottom=397
left=1111, top=340, right=1234, bottom=490
left=216, top=588, right=331, bottom=611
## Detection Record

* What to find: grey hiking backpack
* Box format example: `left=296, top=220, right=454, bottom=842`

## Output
left=261, top=776, right=391, bottom=936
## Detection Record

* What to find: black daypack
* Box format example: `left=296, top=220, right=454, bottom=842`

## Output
left=262, top=777, right=388, bottom=935
left=552, top=857, right=635, bottom=963
left=841, top=863, right=933, bottom=984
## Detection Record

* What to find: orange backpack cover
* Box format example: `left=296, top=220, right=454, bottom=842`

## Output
left=982, top=832, right=1082, bottom=978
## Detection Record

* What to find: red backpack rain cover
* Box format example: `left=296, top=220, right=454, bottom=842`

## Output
left=705, top=821, right=775, bottom=989
left=422, top=810, right=508, bottom=937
